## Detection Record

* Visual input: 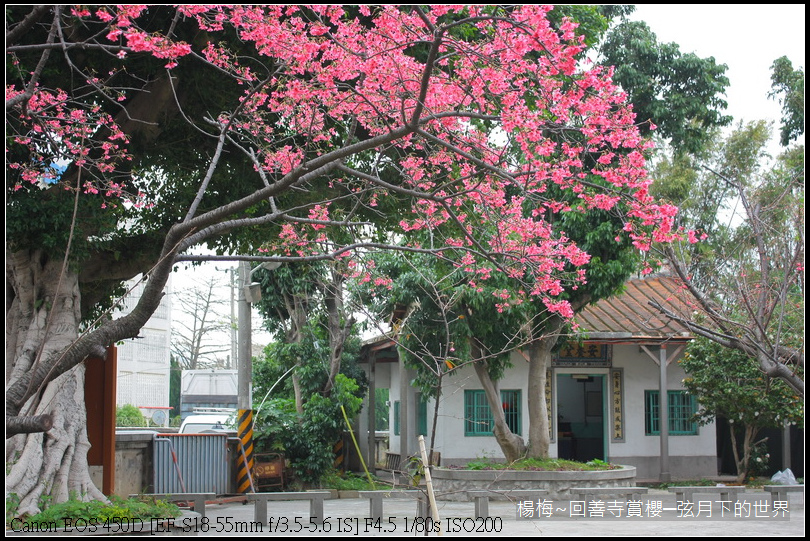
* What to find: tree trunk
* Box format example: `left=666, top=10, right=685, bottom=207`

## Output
left=321, top=269, right=353, bottom=396
left=525, top=312, right=570, bottom=459
left=470, top=342, right=526, bottom=463
left=281, top=293, right=309, bottom=415
left=292, top=368, right=304, bottom=415
left=6, top=250, right=106, bottom=515
left=428, top=371, right=443, bottom=466
left=285, top=316, right=306, bottom=415
left=729, top=422, right=759, bottom=484
left=526, top=339, right=553, bottom=458
left=6, top=414, right=54, bottom=437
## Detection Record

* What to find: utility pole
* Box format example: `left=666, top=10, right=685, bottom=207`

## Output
left=229, top=267, right=236, bottom=370
left=237, top=261, right=252, bottom=411
left=216, top=266, right=238, bottom=370
left=236, top=260, right=281, bottom=493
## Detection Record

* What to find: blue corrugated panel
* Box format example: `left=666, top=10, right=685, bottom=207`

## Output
left=153, top=434, right=230, bottom=494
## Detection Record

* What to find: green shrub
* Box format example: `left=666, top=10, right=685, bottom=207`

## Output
left=6, top=493, right=20, bottom=525
left=253, top=373, right=364, bottom=486
left=650, top=478, right=716, bottom=490
left=11, top=495, right=180, bottom=528
left=116, top=404, right=147, bottom=427
left=319, top=469, right=380, bottom=491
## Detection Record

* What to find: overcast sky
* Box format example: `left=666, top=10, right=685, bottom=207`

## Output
left=632, top=3, right=805, bottom=155
left=171, top=5, right=806, bottom=352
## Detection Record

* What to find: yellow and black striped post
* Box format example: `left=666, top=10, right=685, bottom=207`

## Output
left=237, top=409, right=255, bottom=493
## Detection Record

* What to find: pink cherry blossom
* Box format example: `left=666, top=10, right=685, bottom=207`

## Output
left=7, top=5, right=687, bottom=322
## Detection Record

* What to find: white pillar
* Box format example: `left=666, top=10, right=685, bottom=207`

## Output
left=659, top=344, right=671, bottom=482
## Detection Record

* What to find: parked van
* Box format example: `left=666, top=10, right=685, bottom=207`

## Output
left=179, top=408, right=237, bottom=434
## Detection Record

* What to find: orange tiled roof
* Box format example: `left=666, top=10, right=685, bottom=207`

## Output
left=575, top=274, right=693, bottom=343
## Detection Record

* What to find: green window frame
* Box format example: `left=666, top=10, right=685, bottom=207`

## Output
left=393, top=401, right=400, bottom=436
left=464, top=389, right=521, bottom=436
left=645, top=390, right=697, bottom=435
left=418, top=396, right=428, bottom=436
left=393, top=397, right=427, bottom=436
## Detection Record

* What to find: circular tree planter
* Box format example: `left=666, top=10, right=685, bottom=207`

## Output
left=430, top=465, right=637, bottom=501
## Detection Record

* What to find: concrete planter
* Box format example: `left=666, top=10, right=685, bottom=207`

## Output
left=430, top=465, right=637, bottom=501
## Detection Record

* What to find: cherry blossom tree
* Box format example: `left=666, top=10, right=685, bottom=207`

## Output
left=6, top=5, right=680, bottom=513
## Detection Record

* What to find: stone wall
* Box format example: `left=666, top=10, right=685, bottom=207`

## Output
left=430, top=466, right=637, bottom=501
left=609, top=455, right=717, bottom=480
left=90, top=430, right=242, bottom=497
left=89, top=430, right=157, bottom=497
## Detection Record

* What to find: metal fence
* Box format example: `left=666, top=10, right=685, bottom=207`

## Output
left=153, top=434, right=231, bottom=494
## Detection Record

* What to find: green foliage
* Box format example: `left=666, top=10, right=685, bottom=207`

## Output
left=363, top=250, right=523, bottom=396
left=374, top=388, right=390, bottom=431
left=654, top=122, right=804, bottom=399
left=250, top=252, right=368, bottom=486
left=652, top=121, right=802, bottom=301
left=252, top=397, right=297, bottom=454
left=600, top=20, right=731, bottom=154
left=547, top=5, right=612, bottom=49
left=748, top=440, right=771, bottom=477
left=115, top=404, right=146, bottom=427
left=681, top=336, right=801, bottom=482
left=6, top=493, right=21, bottom=525
left=318, top=469, right=380, bottom=491
left=680, top=337, right=803, bottom=429
left=650, top=478, right=716, bottom=490
left=404, top=455, right=425, bottom=487
left=769, top=56, right=805, bottom=147
left=253, top=262, right=325, bottom=340
left=11, top=495, right=180, bottom=528
left=253, top=326, right=366, bottom=403
left=252, top=374, right=365, bottom=486
left=649, top=134, right=734, bottom=234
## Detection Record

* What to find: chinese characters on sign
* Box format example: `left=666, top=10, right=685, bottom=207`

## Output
left=516, top=499, right=790, bottom=521
left=553, top=344, right=612, bottom=367
left=611, top=369, right=624, bottom=441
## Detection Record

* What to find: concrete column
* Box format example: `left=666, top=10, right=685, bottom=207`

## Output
left=659, top=344, right=671, bottom=482
left=367, top=353, right=377, bottom=474
left=399, top=356, right=410, bottom=459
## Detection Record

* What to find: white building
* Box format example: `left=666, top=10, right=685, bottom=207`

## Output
left=357, top=275, right=718, bottom=481
left=115, top=275, right=172, bottom=420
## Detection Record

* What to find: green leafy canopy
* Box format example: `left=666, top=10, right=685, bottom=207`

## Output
left=680, top=337, right=803, bottom=429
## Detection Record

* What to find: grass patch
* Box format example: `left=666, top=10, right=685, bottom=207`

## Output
left=647, top=478, right=717, bottom=490
left=453, top=457, right=620, bottom=471
left=318, top=469, right=383, bottom=491
left=647, top=476, right=805, bottom=490
left=10, top=495, right=181, bottom=529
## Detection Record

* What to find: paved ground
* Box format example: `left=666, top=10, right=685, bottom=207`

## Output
left=185, top=489, right=804, bottom=537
